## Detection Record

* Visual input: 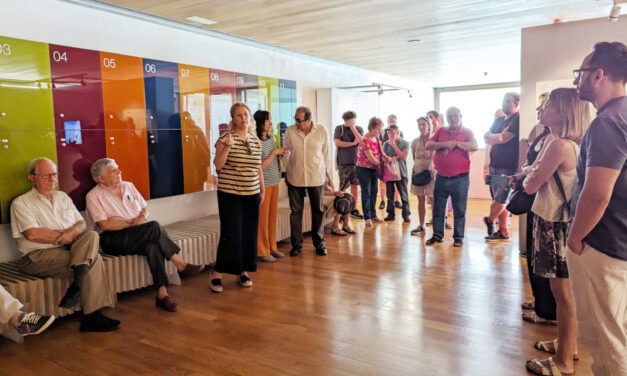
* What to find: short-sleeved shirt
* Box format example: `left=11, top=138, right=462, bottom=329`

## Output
left=334, top=125, right=364, bottom=165
left=10, top=188, right=84, bottom=255
left=571, top=96, right=627, bottom=261
left=383, top=138, right=410, bottom=178
left=85, top=181, right=147, bottom=233
left=216, top=132, right=262, bottom=195
left=489, top=113, right=519, bottom=170
left=260, top=136, right=280, bottom=187
left=357, top=136, right=381, bottom=169
left=431, top=126, right=475, bottom=177
left=284, top=124, right=329, bottom=187
left=411, top=137, right=434, bottom=174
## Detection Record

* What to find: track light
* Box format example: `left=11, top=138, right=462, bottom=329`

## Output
left=610, top=0, right=622, bottom=22
left=377, top=86, right=383, bottom=95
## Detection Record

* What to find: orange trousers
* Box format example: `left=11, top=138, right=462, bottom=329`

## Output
left=257, top=185, right=279, bottom=257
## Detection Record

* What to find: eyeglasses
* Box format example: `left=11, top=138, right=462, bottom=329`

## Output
left=34, top=173, right=58, bottom=179
left=573, top=68, right=597, bottom=80
left=294, top=117, right=307, bottom=124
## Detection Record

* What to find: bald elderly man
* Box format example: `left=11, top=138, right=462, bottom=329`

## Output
left=11, top=158, right=119, bottom=332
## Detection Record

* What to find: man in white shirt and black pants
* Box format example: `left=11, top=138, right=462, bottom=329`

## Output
left=284, top=106, right=329, bottom=256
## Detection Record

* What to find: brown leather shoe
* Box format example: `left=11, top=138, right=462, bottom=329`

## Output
left=178, top=263, right=205, bottom=278
left=156, top=295, right=179, bottom=312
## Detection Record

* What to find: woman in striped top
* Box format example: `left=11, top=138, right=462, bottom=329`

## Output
left=254, top=110, right=287, bottom=262
left=211, top=102, right=264, bottom=293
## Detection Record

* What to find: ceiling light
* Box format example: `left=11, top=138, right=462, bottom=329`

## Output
left=609, top=4, right=621, bottom=22
left=407, top=39, right=422, bottom=43
left=186, top=16, right=217, bottom=26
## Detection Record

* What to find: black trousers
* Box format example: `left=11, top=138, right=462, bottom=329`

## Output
left=100, top=221, right=180, bottom=288
left=385, top=177, right=410, bottom=219
left=215, top=191, right=259, bottom=275
left=287, top=181, right=325, bottom=251
left=526, top=212, right=557, bottom=320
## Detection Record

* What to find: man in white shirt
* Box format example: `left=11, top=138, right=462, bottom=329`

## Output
left=283, top=106, right=329, bottom=256
left=10, top=158, right=119, bottom=333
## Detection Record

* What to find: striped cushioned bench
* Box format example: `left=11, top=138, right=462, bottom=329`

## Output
left=1, top=199, right=320, bottom=342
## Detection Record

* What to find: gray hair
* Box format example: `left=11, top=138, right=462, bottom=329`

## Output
left=387, top=114, right=397, bottom=121
left=91, top=158, right=117, bottom=183
left=28, top=157, right=56, bottom=175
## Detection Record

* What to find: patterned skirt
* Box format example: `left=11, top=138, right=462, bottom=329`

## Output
left=532, top=215, right=570, bottom=279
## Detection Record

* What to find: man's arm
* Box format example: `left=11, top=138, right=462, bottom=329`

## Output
left=23, top=228, right=63, bottom=244
left=567, top=166, right=620, bottom=254
left=390, top=140, right=409, bottom=160
left=485, top=130, right=515, bottom=145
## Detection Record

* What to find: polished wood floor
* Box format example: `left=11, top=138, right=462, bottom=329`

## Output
left=0, top=199, right=593, bottom=375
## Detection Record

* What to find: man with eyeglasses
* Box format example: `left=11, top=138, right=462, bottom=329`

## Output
left=10, top=158, right=120, bottom=332
left=283, top=106, right=329, bottom=256
left=566, top=41, right=627, bottom=376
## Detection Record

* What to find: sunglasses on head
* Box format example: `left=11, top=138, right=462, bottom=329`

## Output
left=294, top=112, right=311, bottom=124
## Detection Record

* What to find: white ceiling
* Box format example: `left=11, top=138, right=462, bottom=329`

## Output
left=97, top=0, right=622, bottom=87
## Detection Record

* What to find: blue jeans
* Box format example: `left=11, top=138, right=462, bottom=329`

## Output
left=356, top=166, right=378, bottom=220
left=433, top=172, right=470, bottom=241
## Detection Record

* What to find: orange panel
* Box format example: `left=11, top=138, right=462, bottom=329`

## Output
left=100, top=52, right=150, bottom=198
left=179, top=64, right=213, bottom=192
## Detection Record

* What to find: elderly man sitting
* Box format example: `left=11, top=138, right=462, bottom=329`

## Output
left=86, top=158, right=203, bottom=312
left=10, top=158, right=119, bottom=332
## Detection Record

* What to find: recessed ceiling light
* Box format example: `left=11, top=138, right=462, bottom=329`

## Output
left=186, top=16, right=217, bottom=25
left=407, top=39, right=422, bottom=43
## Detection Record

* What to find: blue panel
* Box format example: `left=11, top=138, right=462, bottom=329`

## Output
left=147, top=128, right=184, bottom=198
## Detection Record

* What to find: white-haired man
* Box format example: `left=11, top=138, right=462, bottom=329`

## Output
left=11, top=158, right=119, bottom=332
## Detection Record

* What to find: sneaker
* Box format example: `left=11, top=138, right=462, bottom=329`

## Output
left=378, top=201, right=385, bottom=210
left=403, top=217, right=411, bottom=223
left=210, top=277, right=223, bottom=293
left=425, top=237, right=443, bottom=245
left=16, top=312, right=55, bottom=336
left=238, top=274, right=253, bottom=287
left=483, top=216, right=495, bottom=236
left=79, top=311, right=120, bottom=333
left=350, top=210, right=363, bottom=219
left=271, top=251, right=285, bottom=258
left=58, top=282, right=81, bottom=310
left=384, top=215, right=395, bottom=222
left=257, top=255, right=276, bottom=262
left=394, top=201, right=402, bottom=209
left=485, top=231, right=510, bottom=242
left=453, top=239, right=463, bottom=247
left=410, top=226, right=425, bottom=235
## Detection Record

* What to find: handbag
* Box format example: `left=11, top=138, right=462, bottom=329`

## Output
left=412, top=170, right=432, bottom=186
left=506, top=190, right=535, bottom=215
left=383, top=159, right=401, bottom=182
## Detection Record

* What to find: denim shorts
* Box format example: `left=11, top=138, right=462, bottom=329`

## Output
left=489, top=167, right=515, bottom=204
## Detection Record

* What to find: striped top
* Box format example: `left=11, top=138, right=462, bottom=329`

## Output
left=261, top=136, right=281, bottom=187
left=217, top=131, right=262, bottom=195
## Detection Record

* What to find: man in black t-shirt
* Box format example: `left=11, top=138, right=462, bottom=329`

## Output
left=483, top=92, right=520, bottom=241
left=334, top=110, right=364, bottom=219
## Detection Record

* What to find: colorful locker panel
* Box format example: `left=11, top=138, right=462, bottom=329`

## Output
left=259, top=76, right=280, bottom=145
left=0, top=131, right=57, bottom=223
left=143, top=58, right=183, bottom=198
left=179, top=64, right=213, bottom=192
left=49, top=45, right=106, bottom=210
left=279, top=79, right=297, bottom=146
left=236, top=73, right=266, bottom=113
left=100, top=52, right=150, bottom=198
left=209, top=69, right=236, bottom=179
left=0, top=37, right=56, bottom=223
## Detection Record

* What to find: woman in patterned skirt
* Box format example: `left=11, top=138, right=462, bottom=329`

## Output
left=522, top=88, right=590, bottom=376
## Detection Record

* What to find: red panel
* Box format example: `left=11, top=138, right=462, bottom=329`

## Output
left=49, top=45, right=106, bottom=210
left=100, top=52, right=150, bottom=198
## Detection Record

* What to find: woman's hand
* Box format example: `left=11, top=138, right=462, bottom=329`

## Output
left=220, top=134, right=234, bottom=147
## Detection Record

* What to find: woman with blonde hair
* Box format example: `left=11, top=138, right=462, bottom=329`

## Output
left=211, top=102, right=264, bottom=293
left=523, top=88, right=590, bottom=376
left=410, top=117, right=435, bottom=235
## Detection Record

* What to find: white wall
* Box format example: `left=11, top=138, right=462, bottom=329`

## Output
left=0, top=0, right=431, bottom=262
left=518, top=15, right=627, bottom=251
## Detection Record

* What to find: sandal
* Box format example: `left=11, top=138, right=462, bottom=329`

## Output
left=526, top=357, right=574, bottom=376
left=534, top=339, right=579, bottom=361
left=523, top=312, right=558, bottom=326
left=331, top=227, right=347, bottom=236
left=343, top=226, right=356, bottom=234
left=522, top=300, right=535, bottom=310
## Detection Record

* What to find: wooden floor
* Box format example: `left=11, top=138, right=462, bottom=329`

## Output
left=0, top=199, right=593, bottom=376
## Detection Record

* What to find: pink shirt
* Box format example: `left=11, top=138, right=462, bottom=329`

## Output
left=431, top=127, right=474, bottom=177
left=357, top=136, right=381, bottom=169
left=86, top=181, right=147, bottom=233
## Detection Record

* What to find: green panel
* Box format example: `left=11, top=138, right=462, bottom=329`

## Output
left=0, top=36, right=54, bottom=131
left=259, top=76, right=280, bottom=146
left=0, top=131, right=57, bottom=223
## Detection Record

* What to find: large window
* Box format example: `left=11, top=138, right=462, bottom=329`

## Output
left=438, top=85, right=519, bottom=149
